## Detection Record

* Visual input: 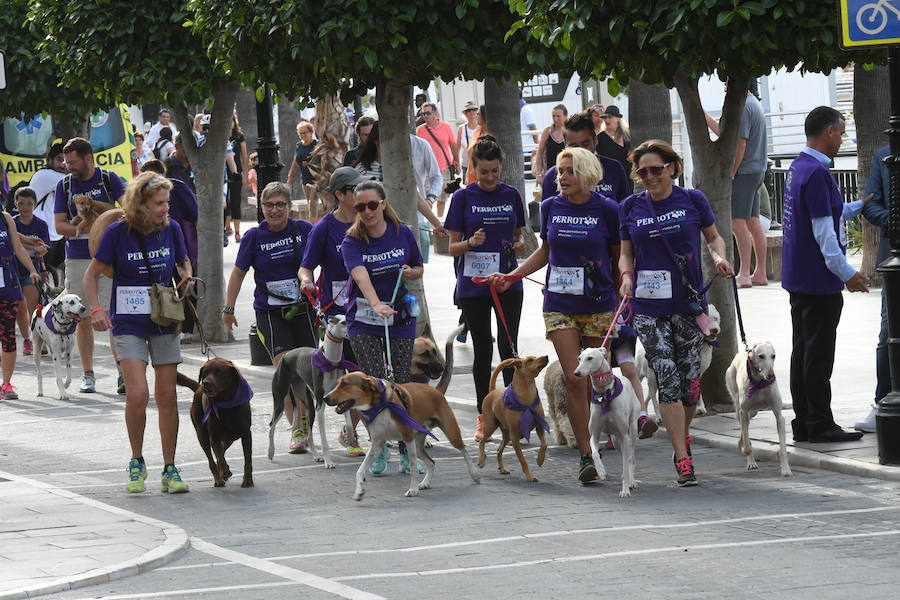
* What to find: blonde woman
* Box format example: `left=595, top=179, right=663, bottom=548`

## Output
left=495, top=147, right=620, bottom=484
left=86, top=173, right=192, bottom=494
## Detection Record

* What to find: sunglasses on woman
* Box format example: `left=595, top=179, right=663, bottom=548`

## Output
left=354, top=199, right=384, bottom=213
left=636, top=163, right=671, bottom=179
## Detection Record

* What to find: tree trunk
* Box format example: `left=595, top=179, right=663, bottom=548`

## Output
left=377, top=78, right=433, bottom=339
left=309, top=96, right=348, bottom=213
left=854, top=62, right=890, bottom=286
left=628, top=80, right=673, bottom=146
left=235, top=88, right=258, bottom=155
left=674, top=73, right=748, bottom=410
left=278, top=97, right=300, bottom=197
left=484, top=77, right=539, bottom=255
left=173, top=81, right=239, bottom=343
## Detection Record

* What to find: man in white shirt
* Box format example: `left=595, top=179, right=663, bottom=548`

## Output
left=520, top=95, right=539, bottom=153
left=410, top=133, right=447, bottom=260
left=28, top=142, right=67, bottom=269
left=146, top=108, right=179, bottom=147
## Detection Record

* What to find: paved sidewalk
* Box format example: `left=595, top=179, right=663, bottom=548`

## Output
left=0, top=472, right=187, bottom=599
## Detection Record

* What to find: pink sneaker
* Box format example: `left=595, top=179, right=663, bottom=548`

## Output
left=1, top=382, right=19, bottom=400
left=22, top=339, right=33, bottom=356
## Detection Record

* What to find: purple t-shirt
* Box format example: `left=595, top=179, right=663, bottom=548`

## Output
left=235, top=219, right=313, bottom=311
left=0, top=216, right=24, bottom=301
left=444, top=182, right=526, bottom=298
left=341, top=223, right=423, bottom=339
left=619, top=187, right=715, bottom=317
left=53, top=169, right=125, bottom=259
left=542, top=155, right=629, bottom=203
left=540, top=192, right=620, bottom=314
left=14, top=215, right=51, bottom=277
left=782, top=152, right=845, bottom=295
left=94, top=220, right=187, bottom=337
left=300, top=212, right=353, bottom=316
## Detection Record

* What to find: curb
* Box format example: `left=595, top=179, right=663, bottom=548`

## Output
left=0, top=472, right=190, bottom=600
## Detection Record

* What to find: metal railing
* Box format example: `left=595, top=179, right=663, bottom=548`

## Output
left=771, top=167, right=858, bottom=224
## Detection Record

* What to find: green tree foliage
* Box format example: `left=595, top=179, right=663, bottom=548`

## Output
left=0, top=0, right=97, bottom=123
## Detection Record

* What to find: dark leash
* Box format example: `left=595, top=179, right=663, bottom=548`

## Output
left=180, top=277, right=214, bottom=357
left=730, top=275, right=750, bottom=353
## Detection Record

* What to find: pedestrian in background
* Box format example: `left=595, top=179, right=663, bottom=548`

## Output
left=225, top=115, right=249, bottom=242
left=287, top=122, right=320, bottom=220
left=596, top=106, right=633, bottom=194
left=457, top=101, right=480, bottom=181
left=417, top=103, right=459, bottom=218
left=532, top=103, right=568, bottom=179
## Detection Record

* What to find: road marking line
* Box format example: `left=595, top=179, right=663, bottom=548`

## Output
left=66, top=581, right=297, bottom=599
left=191, top=537, right=384, bottom=600
left=332, top=529, right=900, bottom=581
left=157, top=504, right=900, bottom=572
left=0, top=401, right=114, bottom=414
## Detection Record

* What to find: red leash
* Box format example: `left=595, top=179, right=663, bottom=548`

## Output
left=471, top=276, right=519, bottom=357
left=600, top=296, right=633, bottom=350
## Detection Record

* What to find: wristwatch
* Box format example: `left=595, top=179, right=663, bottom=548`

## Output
left=222, top=306, right=235, bottom=315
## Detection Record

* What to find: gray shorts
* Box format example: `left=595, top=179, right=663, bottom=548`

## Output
left=114, top=334, right=182, bottom=365
left=65, top=258, right=112, bottom=308
left=731, top=172, right=764, bottom=219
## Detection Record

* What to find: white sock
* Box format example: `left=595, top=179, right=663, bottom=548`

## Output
left=640, top=410, right=648, bottom=417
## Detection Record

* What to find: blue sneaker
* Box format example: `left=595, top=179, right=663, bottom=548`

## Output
left=399, top=452, right=426, bottom=474
left=161, top=465, right=190, bottom=493
left=370, top=443, right=389, bottom=475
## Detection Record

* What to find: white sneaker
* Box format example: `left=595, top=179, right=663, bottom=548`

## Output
left=854, top=405, right=877, bottom=433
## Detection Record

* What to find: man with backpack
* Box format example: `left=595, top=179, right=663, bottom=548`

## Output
left=54, top=137, right=125, bottom=394
left=28, top=143, right=67, bottom=276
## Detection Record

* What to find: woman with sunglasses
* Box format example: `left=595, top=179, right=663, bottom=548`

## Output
left=223, top=181, right=316, bottom=454
left=494, top=147, right=620, bottom=484
left=341, top=180, right=424, bottom=475
left=298, top=167, right=367, bottom=458
left=445, top=135, right=525, bottom=441
left=618, top=140, right=732, bottom=487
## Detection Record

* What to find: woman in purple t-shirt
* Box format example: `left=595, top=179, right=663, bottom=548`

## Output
left=618, top=140, right=732, bottom=487
left=86, top=173, right=193, bottom=494
left=341, top=180, right=424, bottom=474
left=224, top=181, right=315, bottom=454
left=497, top=147, right=619, bottom=483
left=445, top=136, right=525, bottom=441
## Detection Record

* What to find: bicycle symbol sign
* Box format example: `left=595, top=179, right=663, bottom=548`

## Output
left=841, top=0, right=900, bottom=47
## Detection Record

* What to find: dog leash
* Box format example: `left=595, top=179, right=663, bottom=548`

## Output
left=600, top=296, right=633, bottom=350
left=729, top=275, right=750, bottom=353
left=470, top=276, right=519, bottom=358
left=381, top=269, right=406, bottom=383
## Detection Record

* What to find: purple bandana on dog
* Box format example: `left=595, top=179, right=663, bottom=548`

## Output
left=44, top=309, right=78, bottom=336
left=409, top=374, right=430, bottom=384
left=201, top=376, right=254, bottom=425
left=360, top=379, right=438, bottom=440
left=591, top=376, right=623, bottom=415
left=310, top=347, right=359, bottom=373
left=746, top=359, right=776, bottom=399
left=501, top=387, right=550, bottom=442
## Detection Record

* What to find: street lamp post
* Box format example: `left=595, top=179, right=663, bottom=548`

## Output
left=255, top=84, right=282, bottom=222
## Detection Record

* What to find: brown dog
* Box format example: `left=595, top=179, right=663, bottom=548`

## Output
left=71, top=194, right=114, bottom=236
left=182, top=358, right=254, bottom=488
left=324, top=372, right=480, bottom=500
left=479, top=355, right=550, bottom=482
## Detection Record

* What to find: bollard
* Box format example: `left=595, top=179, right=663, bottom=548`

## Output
left=876, top=396, right=900, bottom=464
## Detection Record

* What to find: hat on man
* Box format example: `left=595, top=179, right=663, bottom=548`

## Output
left=601, top=105, right=623, bottom=118
left=329, top=166, right=366, bottom=192
left=462, top=100, right=478, bottom=113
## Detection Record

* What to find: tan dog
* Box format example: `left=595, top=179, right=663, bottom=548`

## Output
left=478, top=355, right=550, bottom=482
left=71, top=194, right=114, bottom=236
left=88, top=208, right=125, bottom=259
left=324, top=372, right=480, bottom=500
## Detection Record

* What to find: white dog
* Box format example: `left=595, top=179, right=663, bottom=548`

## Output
left=573, top=347, right=640, bottom=498
left=725, top=341, right=792, bottom=477
left=32, top=293, right=89, bottom=400
left=637, top=304, right=720, bottom=420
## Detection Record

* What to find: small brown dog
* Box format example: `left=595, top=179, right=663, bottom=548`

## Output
left=182, top=358, right=254, bottom=488
left=479, top=355, right=550, bottom=482
left=71, top=194, right=114, bottom=236
left=324, top=372, right=479, bottom=500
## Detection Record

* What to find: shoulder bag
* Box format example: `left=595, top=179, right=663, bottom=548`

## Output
left=423, top=124, right=460, bottom=194
left=137, top=232, right=184, bottom=327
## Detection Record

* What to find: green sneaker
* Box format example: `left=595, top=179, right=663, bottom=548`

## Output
left=161, top=465, right=190, bottom=493
left=370, top=443, right=389, bottom=475
left=289, top=416, right=309, bottom=454
left=126, top=458, right=147, bottom=493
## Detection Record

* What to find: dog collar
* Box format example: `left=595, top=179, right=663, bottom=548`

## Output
left=501, top=386, right=549, bottom=442
left=324, top=330, right=343, bottom=345
left=201, top=376, right=253, bottom=424
left=45, top=309, right=78, bottom=336
left=359, top=379, right=437, bottom=439
left=746, top=358, right=776, bottom=398
left=591, top=375, right=623, bottom=414
left=409, top=374, right=429, bottom=384
left=310, top=347, right=359, bottom=373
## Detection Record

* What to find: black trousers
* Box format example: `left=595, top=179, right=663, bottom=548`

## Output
left=789, top=291, right=843, bottom=438
left=459, top=290, right=523, bottom=413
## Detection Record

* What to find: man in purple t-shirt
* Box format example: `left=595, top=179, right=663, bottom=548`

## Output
left=54, top=137, right=124, bottom=394
left=541, top=112, right=628, bottom=204
left=782, top=107, right=869, bottom=444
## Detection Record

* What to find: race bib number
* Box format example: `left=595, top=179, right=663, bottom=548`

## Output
left=355, top=297, right=393, bottom=326
left=116, top=286, right=151, bottom=314
left=463, top=251, right=500, bottom=278
left=635, top=270, right=673, bottom=299
left=547, top=266, right=584, bottom=295
left=331, top=280, right=349, bottom=308
left=266, top=278, right=300, bottom=306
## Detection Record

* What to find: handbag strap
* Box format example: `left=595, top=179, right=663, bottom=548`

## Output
left=423, top=124, right=452, bottom=168
left=641, top=193, right=700, bottom=296
left=135, top=231, right=167, bottom=285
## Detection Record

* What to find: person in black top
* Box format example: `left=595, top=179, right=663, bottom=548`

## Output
left=225, top=115, right=249, bottom=242
left=595, top=105, right=633, bottom=194
left=342, top=116, right=375, bottom=168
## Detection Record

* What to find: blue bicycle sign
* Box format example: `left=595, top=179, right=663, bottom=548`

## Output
left=841, top=0, right=900, bottom=47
